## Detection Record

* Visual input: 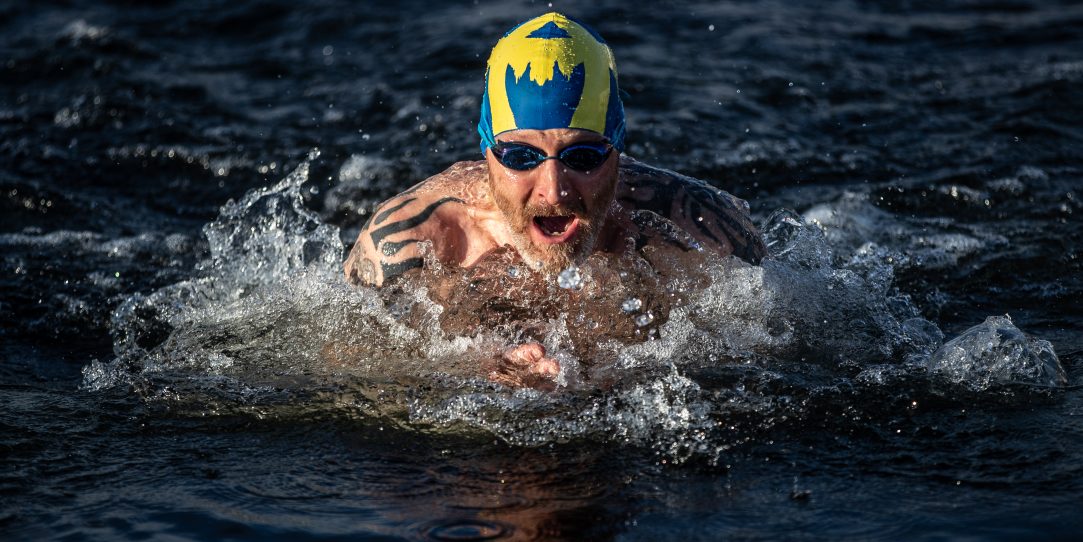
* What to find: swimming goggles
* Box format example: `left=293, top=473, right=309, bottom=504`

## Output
left=491, top=142, right=613, bottom=172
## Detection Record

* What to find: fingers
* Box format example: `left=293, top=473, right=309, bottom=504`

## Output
left=530, top=356, right=560, bottom=377
left=491, top=342, right=561, bottom=390
left=502, top=342, right=546, bottom=366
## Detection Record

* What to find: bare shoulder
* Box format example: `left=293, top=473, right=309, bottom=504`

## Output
left=343, top=161, right=488, bottom=286
left=615, top=156, right=767, bottom=264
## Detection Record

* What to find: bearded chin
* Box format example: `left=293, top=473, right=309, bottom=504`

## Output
left=493, top=194, right=605, bottom=274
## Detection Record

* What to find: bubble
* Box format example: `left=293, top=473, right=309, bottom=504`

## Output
left=557, top=265, right=583, bottom=290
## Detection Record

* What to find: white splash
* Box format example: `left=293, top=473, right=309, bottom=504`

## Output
left=927, top=315, right=1065, bottom=389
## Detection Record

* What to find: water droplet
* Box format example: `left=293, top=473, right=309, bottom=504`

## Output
left=634, top=312, right=654, bottom=327
left=708, top=24, right=715, bottom=31
left=506, top=265, right=520, bottom=278
left=557, top=265, right=583, bottom=290
left=621, top=297, right=642, bottom=313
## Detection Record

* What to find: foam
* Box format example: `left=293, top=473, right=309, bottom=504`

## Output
left=927, top=315, right=1066, bottom=389
left=60, top=20, right=109, bottom=42
left=804, top=191, right=1007, bottom=270
left=81, top=156, right=1065, bottom=463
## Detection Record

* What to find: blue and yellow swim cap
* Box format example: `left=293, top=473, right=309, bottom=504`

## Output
left=478, top=12, right=626, bottom=154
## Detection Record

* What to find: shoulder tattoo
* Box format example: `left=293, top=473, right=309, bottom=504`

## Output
left=620, top=163, right=766, bottom=263
left=355, top=196, right=465, bottom=284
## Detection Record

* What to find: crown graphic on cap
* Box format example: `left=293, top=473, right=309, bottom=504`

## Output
left=478, top=13, right=626, bottom=154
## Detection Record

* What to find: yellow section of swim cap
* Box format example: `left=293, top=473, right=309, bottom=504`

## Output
left=486, top=12, right=617, bottom=136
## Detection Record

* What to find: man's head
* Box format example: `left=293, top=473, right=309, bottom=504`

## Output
left=478, top=13, right=626, bottom=271
left=485, top=128, right=619, bottom=271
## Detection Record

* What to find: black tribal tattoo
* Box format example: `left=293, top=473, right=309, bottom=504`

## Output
left=381, top=257, right=424, bottom=279
left=373, top=198, right=416, bottom=226
left=368, top=197, right=464, bottom=248
left=381, top=238, right=420, bottom=257
left=365, top=196, right=465, bottom=282
left=619, top=162, right=766, bottom=264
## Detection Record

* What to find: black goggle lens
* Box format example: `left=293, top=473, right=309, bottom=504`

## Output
left=560, top=145, right=610, bottom=171
left=496, top=145, right=545, bottom=170
left=493, top=143, right=612, bottom=172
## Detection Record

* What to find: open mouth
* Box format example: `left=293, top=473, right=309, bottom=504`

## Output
left=531, top=214, right=579, bottom=244
left=534, top=215, right=574, bottom=236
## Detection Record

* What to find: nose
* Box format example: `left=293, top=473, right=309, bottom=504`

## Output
left=534, top=158, right=571, bottom=205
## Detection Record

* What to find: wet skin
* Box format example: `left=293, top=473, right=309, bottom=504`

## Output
left=344, top=128, right=766, bottom=388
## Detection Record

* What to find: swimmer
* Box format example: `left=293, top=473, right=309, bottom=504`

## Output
left=343, top=12, right=766, bottom=387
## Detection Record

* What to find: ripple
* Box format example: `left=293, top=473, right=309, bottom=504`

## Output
left=423, top=519, right=509, bottom=541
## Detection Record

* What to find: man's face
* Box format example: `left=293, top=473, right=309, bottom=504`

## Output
left=485, top=128, right=619, bottom=272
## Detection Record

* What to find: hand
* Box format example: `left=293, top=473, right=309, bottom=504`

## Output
left=489, top=342, right=560, bottom=390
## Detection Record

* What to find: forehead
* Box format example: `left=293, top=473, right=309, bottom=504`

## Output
left=495, top=128, right=607, bottom=148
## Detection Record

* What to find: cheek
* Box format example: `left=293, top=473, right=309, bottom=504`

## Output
left=572, top=175, right=615, bottom=206
left=499, top=180, right=533, bottom=205
left=487, top=161, right=532, bottom=203
left=578, top=160, right=618, bottom=202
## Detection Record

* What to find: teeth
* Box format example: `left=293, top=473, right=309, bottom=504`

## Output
left=536, top=216, right=572, bottom=236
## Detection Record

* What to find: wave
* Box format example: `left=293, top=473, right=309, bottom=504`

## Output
left=80, top=152, right=1065, bottom=464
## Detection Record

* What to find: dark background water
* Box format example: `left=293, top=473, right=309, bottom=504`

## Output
left=3, top=0, right=1083, bottom=540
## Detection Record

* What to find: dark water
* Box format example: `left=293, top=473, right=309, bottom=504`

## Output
left=3, top=0, right=1083, bottom=540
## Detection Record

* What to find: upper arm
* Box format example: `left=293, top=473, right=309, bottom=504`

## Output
left=618, top=164, right=767, bottom=264
left=343, top=194, right=464, bottom=286
left=668, top=180, right=767, bottom=264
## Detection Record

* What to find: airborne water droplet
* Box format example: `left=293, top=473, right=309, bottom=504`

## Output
left=557, top=265, right=583, bottom=290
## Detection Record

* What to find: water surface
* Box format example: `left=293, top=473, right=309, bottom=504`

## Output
left=3, top=1, right=1082, bottom=540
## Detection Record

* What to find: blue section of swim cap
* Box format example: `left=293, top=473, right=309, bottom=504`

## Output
left=527, top=21, right=571, bottom=39
left=505, top=61, right=585, bottom=133
left=478, top=80, right=496, bottom=154
left=604, top=68, right=626, bottom=152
